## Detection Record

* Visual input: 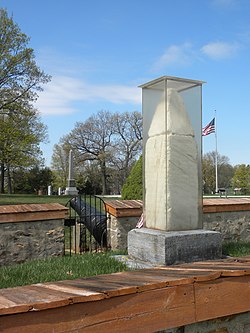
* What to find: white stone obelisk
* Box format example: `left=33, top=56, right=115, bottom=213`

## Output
left=65, top=149, right=78, bottom=196
left=128, top=76, right=222, bottom=265
left=145, top=88, right=199, bottom=231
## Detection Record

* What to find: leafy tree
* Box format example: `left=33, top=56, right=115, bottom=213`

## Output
left=51, top=138, right=71, bottom=189
left=0, top=9, right=50, bottom=193
left=13, top=166, right=54, bottom=194
left=76, top=161, right=103, bottom=195
left=122, top=156, right=143, bottom=200
left=232, top=164, right=250, bottom=193
left=202, top=155, right=215, bottom=194
left=202, top=151, right=233, bottom=194
left=0, top=107, right=48, bottom=193
left=0, top=8, right=51, bottom=113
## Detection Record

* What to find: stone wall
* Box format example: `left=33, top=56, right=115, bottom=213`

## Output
left=107, top=212, right=250, bottom=251
left=105, top=199, right=250, bottom=251
left=203, top=198, right=250, bottom=242
left=0, top=203, right=68, bottom=266
left=203, top=211, right=250, bottom=242
left=105, top=200, right=142, bottom=251
left=107, top=215, right=139, bottom=250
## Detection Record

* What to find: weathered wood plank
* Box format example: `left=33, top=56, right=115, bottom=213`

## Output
left=0, top=295, right=32, bottom=315
left=36, top=283, right=106, bottom=304
left=178, top=261, right=250, bottom=276
left=0, top=204, right=68, bottom=223
left=0, top=285, right=195, bottom=333
left=0, top=211, right=67, bottom=223
left=56, top=277, right=138, bottom=298
left=195, top=275, right=250, bottom=322
left=155, top=267, right=221, bottom=282
left=90, top=270, right=192, bottom=292
left=105, top=200, right=143, bottom=217
left=0, top=284, right=98, bottom=314
left=203, top=198, right=250, bottom=213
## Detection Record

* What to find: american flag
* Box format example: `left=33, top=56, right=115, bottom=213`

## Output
left=136, top=213, right=144, bottom=228
left=202, top=118, right=215, bottom=136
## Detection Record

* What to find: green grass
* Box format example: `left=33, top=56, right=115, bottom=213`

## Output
left=222, top=241, right=250, bottom=257
left=0, top=241, right=249, bottom=289
left=0, top=193, right=113, bottom=207
left=0, top=252, right=128, bottom=289
left=0, top=194, right=72, bottom=206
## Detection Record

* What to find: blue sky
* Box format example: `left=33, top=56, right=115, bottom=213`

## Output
left=2, top=0, right=250, bottom=166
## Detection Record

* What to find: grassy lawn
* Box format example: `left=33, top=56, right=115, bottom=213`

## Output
left=0, top=194, right=71, bottom=206
left=0, top=194, right=121, bottom=206
left=0, top=252, right=128, bottom=289
left=0, top=241, right=249, bottom=289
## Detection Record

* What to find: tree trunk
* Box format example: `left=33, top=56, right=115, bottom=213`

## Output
left=0, top=163, right=5, bottom=193
left=100, top=159, right=107, bottom=195
left=7, top=165, right=12, bottom=194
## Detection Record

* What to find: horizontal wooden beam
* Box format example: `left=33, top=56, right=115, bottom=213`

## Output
left=195, top=276, right=250, bottom=322
left=0, top=204, right=68, bottom=223
left=0, top=285, right=196, bottom=333
left=0, top=275, right=249, bottom=332
left=105, top=198, right=250, bottom=217
left=105, top=200, right=143, bottom=217
left=203, top=198, right=250, bottom=213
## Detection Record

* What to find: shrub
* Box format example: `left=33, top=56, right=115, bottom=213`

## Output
left=122, top=156, right=143, bottom=200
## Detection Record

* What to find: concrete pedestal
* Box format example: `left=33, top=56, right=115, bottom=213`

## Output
left=65, top=187, right=78, bottom=196
left=128, top=228, right=222, bottom=266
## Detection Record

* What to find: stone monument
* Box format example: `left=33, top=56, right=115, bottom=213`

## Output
left=65, top=149, right=79, bottom=196
left=128, top=76, right=222, bottom=265
left=48, top=185, right=52, bottom=196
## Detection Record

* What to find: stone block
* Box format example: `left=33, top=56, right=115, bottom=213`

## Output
left=128, top=228, right=222, bottom=266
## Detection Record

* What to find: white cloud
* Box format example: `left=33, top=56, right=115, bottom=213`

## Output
left=151, top=39, right=240, bottom=73
left=201, top=41, right=239, bottom=60
left=152, top=43, right=195, bottom=71
left=212, top=0, right=238, bottom=8
left=36, top=76, right=141, bottom=115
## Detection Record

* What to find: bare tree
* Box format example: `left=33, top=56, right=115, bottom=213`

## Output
left=51, top=138, right=71, bottom=188
left=68, top=110, right=114, bottom=194
left=111, top=111, right=142, bottom=189
left=51, top=110, right=143, bottom=194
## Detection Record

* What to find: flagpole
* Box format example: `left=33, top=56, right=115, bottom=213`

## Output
left=214, top=110, right=218, bottom=193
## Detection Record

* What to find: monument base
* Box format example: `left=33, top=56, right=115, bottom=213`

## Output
left=128, top=228, right=222, bottom=266
left=64, top=187, right=78, bottom=196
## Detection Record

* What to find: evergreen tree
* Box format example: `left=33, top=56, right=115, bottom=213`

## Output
left=122, top=156, right=143, bottom=200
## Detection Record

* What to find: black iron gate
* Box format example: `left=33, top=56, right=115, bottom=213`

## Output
left=64, top=194, right=108, bottom=255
